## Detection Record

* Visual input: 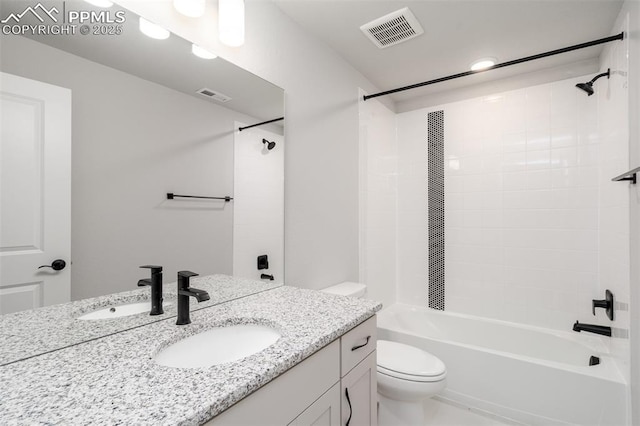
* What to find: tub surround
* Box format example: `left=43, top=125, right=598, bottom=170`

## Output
left=0, top=285, right=381, bottom=424
left=0, top=275, right=282, bottom=366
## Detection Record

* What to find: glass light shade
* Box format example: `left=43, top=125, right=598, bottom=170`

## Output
left=139, top=18, right=170, bottom=40
left=470, top=58, right=497, bottom=71
left=218, top=0, right=245, bottom=47
left=173, top=0, right=206, bottom=18
left=192, top=44, right=218, bottom=59
left=84, top=0, right=113, bottom=7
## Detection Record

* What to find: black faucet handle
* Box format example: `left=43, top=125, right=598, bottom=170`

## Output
left=591, top=289, right=614, bottom=320
left=137, top=278, right=152, bottom=287
left=178, top=271, right=199, bottom=279
left=140, top=265, right=163, bottom=273
left=592, top=299, right=610, bottom=315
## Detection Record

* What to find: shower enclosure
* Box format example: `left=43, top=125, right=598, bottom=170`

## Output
left=359, top=17, right=632, bottom=426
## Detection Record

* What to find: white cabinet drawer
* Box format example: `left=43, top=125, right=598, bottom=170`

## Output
left=340, top=315, right=376, bottom=377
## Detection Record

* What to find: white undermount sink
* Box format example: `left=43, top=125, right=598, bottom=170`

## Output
left=77, top=301, right=173, bottom=320
left=155, top=324, right=281, bottom=368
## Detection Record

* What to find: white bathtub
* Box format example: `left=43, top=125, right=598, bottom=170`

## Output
left=377, top=303, right=628, bottom=426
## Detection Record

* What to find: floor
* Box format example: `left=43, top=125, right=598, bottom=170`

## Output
left=424, top=398, right=522, bottom=426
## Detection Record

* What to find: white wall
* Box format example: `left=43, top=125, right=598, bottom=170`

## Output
left=233, top=125, right=284, bottom=283
left=613, top=0, right=640, bottom=422
left=116, top=0, right=386, bottom=290
left=597, top=7, right=631, bottom=399
left=395, top=74, right=625, bottom=332
left=358, top=90, right=397, bottom=309
left=1, top=35, right=268, bottom=299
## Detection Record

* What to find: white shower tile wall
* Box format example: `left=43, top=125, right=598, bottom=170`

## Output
left=358, top=91, right=397, bottom=309
left=597, top=12, right=630, bottom=382
left=232, top=125, right=285, bottom=283
left=397, top=110, right=431, bottom=305
left=398, top=76, right=605, bottom=332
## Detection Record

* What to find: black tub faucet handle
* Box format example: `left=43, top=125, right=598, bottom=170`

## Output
left=592, top=289, right=614, bottom=320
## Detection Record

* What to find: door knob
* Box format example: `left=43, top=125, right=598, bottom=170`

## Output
left=38, top=259, right=66, bottom=271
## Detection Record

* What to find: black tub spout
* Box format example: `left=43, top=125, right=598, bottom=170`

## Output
left=573, top=321, right=612, bottom=337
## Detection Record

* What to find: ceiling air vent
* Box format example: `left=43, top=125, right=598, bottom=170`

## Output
left=360, top=7, right=424, bottom=49
left=196, top=88, right=231, bottom=103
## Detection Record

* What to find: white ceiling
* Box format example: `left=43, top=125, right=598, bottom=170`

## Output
left=274, top=0, right=624, bottom=105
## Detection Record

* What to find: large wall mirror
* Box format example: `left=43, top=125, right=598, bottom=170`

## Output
left=0, top=0, right=284, bottom=363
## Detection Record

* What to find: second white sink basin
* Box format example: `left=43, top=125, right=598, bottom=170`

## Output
left=155, top=324, right=281, bottom=368
left=77, top=302, right=173, bottom=320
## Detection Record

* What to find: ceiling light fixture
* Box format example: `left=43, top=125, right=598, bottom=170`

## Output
left=84, top=0, right=113, bottom=7
left=218, top=0, right=245, bottom=47
left=173, top=0, right=205, bottom=18
left=470, top=57, right=497, bottom=71
left=139, top=17, right=170, bottom=40
left=192, top=44, right=218, bottom=59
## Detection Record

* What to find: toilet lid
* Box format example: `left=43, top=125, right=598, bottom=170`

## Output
left=377, top=340, right=446, bottom=381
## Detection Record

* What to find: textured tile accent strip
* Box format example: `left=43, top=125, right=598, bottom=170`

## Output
left=428, top=110, right=445, bottom=310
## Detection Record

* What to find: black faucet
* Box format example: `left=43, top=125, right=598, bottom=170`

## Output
left=137, top=265, right=164, bottom=316
left=573, top=321, right=612, bottom=337
left=176, top=271, right=210, bottom=325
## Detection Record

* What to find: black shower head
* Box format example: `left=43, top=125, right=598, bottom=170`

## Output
left=575, top=82, right=594, bottom=96
left=575, top=68, right=610, bottom=96
left=262, top=138, right=276, bottom=150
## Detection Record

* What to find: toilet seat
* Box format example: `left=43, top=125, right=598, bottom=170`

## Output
left=377, top=340, right=446, bottom=383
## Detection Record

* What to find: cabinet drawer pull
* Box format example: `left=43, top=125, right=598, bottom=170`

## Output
left=345, top=387, right=352, bottom=426
left=351, top=335, right=371, bottom=351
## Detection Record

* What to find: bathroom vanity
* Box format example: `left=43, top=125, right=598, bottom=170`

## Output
left=208, top=315, right=378, bottom=425
left=0, top=276, right=381, bottom=425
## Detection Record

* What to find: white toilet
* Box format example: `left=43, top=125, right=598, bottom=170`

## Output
left=377, top=339, right=447, bottom=425
left=321, top=282, right=447, bottom=426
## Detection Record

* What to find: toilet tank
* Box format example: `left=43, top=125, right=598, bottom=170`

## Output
left=321, top=282, right=366, bottom=298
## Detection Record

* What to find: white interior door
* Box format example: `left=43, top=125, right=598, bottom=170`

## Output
left=0, top=72, right=71, bottom=314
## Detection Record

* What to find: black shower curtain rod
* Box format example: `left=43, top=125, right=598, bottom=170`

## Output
left=363, top=32, right=624, bottom=101
left=238, top=117, right=285, bottom=131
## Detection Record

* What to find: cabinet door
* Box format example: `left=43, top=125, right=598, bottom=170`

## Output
left=341, top=351, right=377, bottom=426
left=289, top=383, right=341, bottom=426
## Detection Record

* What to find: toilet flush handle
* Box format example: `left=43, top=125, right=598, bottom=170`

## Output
left=351, top=335, right=371, bottom=351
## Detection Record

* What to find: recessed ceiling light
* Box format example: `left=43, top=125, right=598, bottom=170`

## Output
left=173, top=0, right=205, bottom=18
left=84, top=0, right=113, bottom=7
left=470, top=57, right=497, bottom=71
left=139, top=18, right=170, bottom=40
left=192, top=44, right=217, bottom=59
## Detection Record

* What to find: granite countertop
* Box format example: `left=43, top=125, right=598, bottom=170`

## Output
left=0, top=275, right=281, bottom=366
left=0, top=285, right=382, bottom=425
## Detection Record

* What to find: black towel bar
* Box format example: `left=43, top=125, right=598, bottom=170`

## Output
left=167, top=193, right=233, bottom=202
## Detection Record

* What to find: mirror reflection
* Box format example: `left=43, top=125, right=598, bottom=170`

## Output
left=0, top=0, right=284, bottom=363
